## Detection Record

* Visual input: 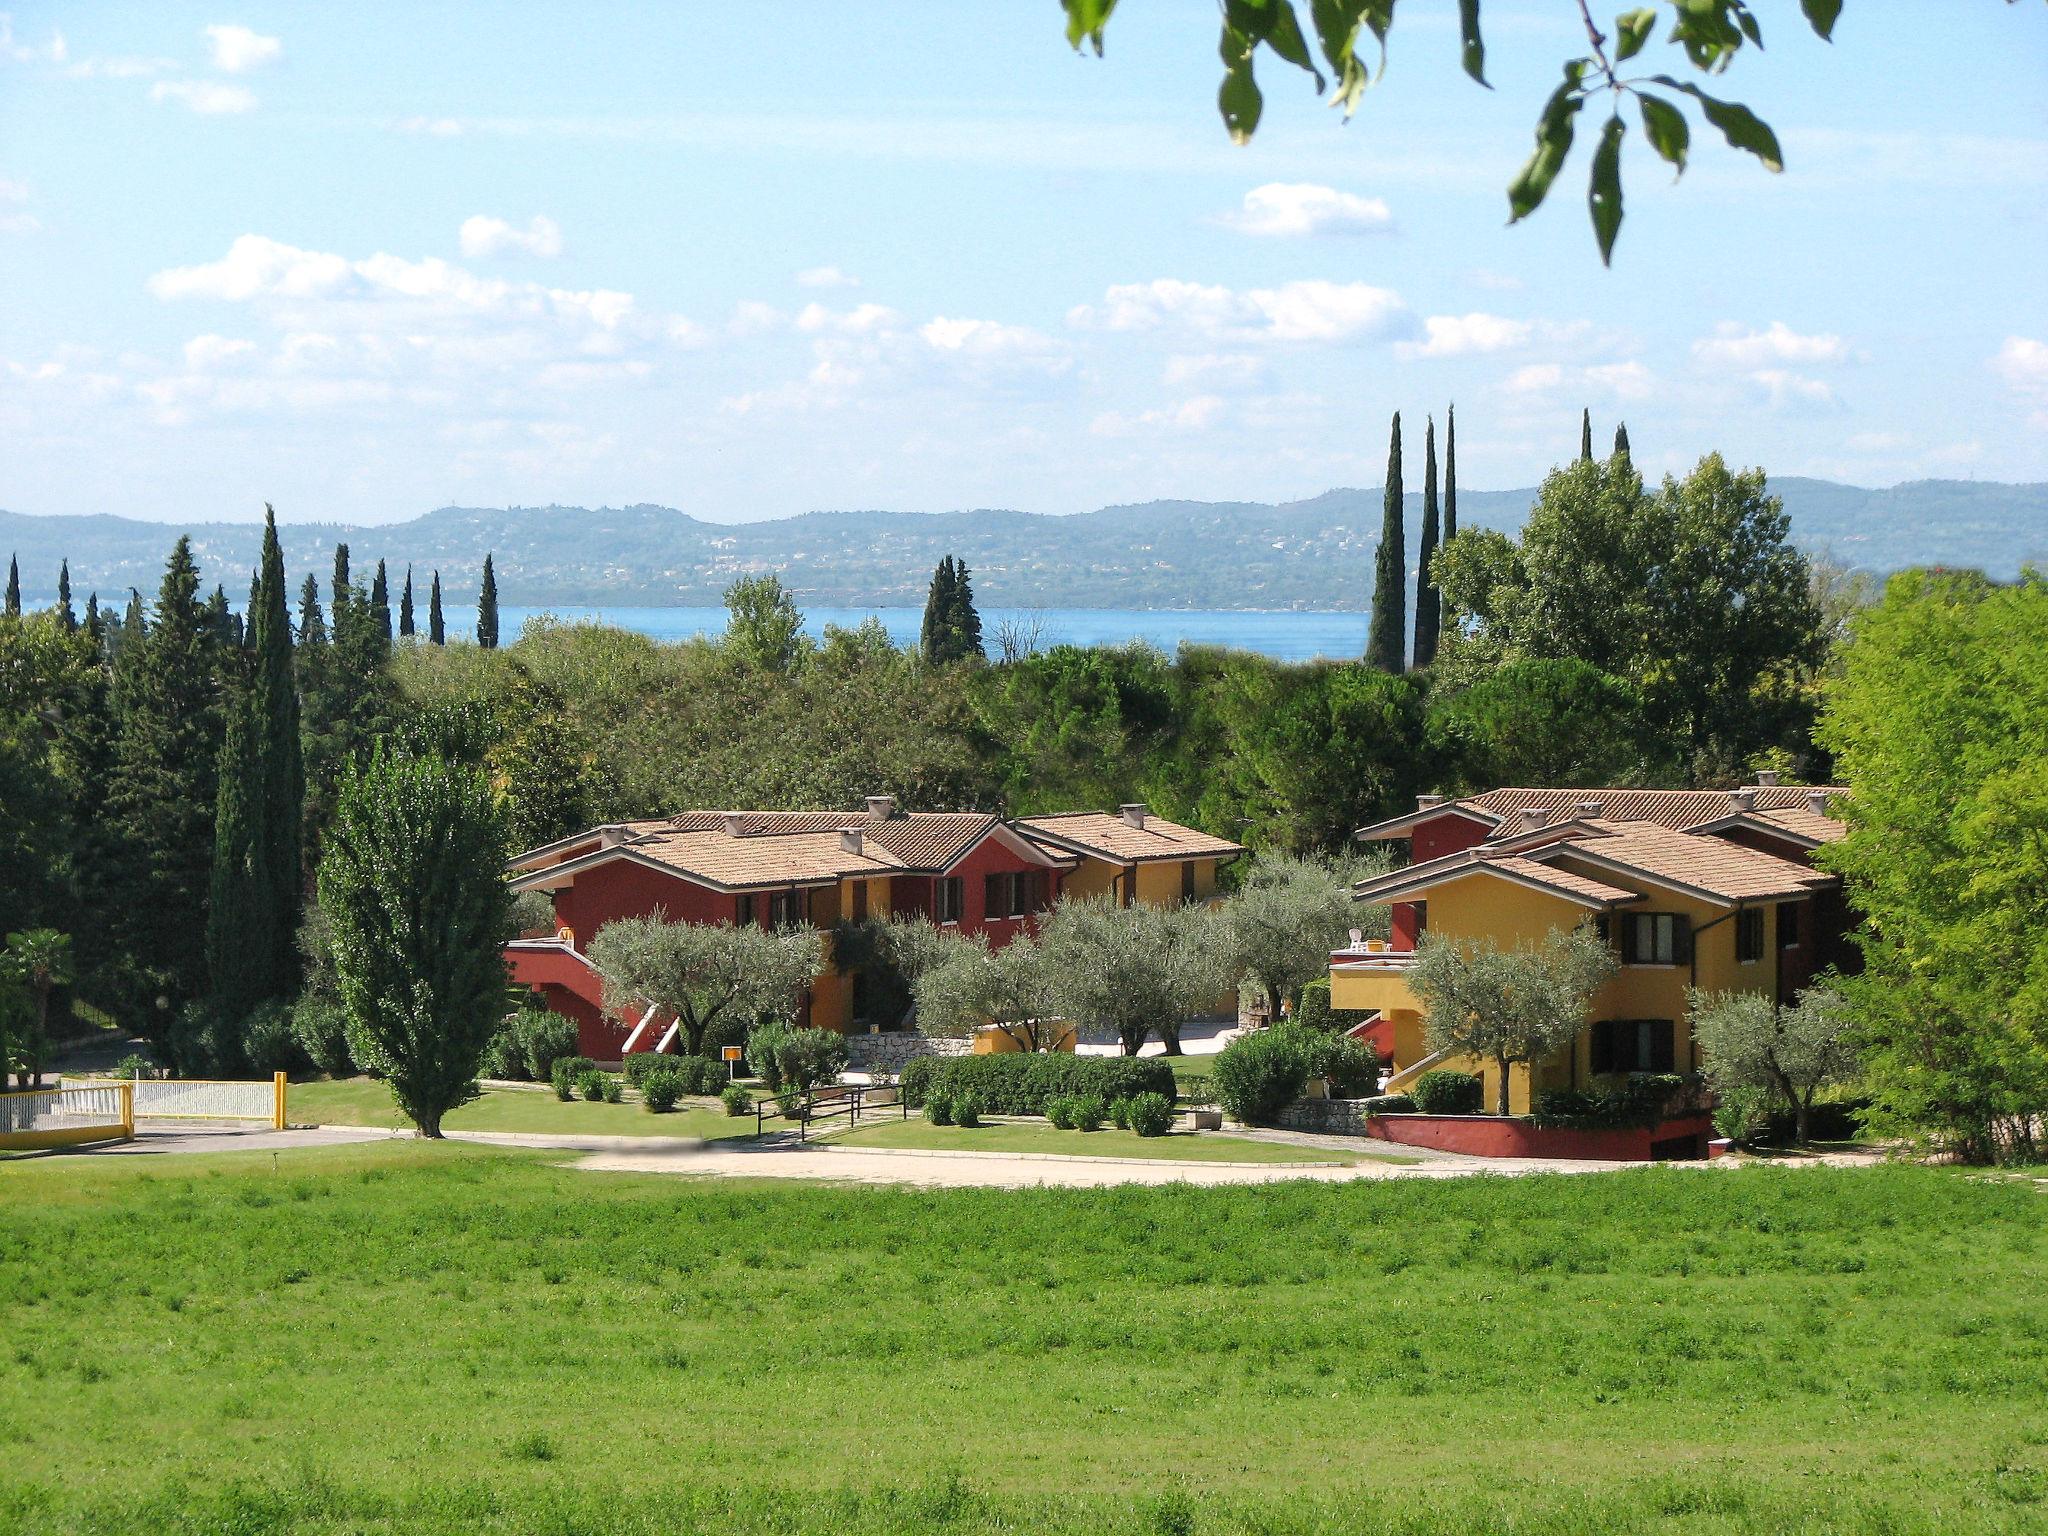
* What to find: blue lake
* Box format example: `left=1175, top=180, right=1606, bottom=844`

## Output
left=500, top=605, right=1367, bottom=664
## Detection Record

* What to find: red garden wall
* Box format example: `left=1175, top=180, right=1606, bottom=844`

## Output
left=1364, top=1112, right=1715, bottom=1162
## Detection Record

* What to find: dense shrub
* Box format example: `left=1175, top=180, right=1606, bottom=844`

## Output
left=1070, top=1094, right=1106, bottom=1132
left=951, top=1093, right=982, bottom=1128
left=1045, top=1095, right=1076, bottom=1130
left=1292, top=978, right=1378, bottom=1036
left=1108, top=1096, right=1131, bottom=1129
left=1300, top=1032, right=1383, bottom=1097
left=1211, top=1027, right=1314, bottom=1125
left=641, top=1069, right=683, bottom=1112
left=720, top=1083, right=752, bottom=1117
left=575, top=1069, right=608, bottom=1102
left=1757, top=1095, right=1872, bottom=1146
left=747, top=1019, right=797, bottom=1090
left=925, top=1092, right=955, bottom=1126
left=482, top=1017, right=529, bottom=1081
left=775, top=1027, right=848, bottom=1092
left=520, top=1013, right=579, bottom=1085
left=290, top=996, right=354, bottom=1078
left=1533, top=1074, right=1689, bottom=1129
left=1412, top=1070, right=1484, bottom=1115
left=896, top=1053, right=1176, bottom=1115
left=622, top=1052, right=672, bottom=1088
left=242, top=1000, right=310, bottom=1076
left=1361, top=1092, right=1416, bottom=1116
left=601, top=1075, right=624, bottom=1104
left=1174, top=1073, right=1216, bottom=1107
left=551, top=1056, right=595, bottom=1101
left=1126, top=1091, right=1174, bottom=1137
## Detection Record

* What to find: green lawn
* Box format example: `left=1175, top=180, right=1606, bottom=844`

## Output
left=289, top=1076, right=759, bottom=1140
left=826, top=1116, right=1382, bottom=1165
left=3, top=1147, right=2045, bottom=1534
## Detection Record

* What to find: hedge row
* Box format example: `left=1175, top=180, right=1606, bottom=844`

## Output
left=897, top=1053, right=1176, bottom=1115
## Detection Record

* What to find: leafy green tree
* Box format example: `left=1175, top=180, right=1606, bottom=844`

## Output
left=1060, top=1, right=1876, bottom=262
left=429, top=571, right=445, bottom=645
left=910, top=927, right=1060, bottom=1051
left=1037, top=894, right=1228, bottom=1055
left=1411, top=924, right=1617, bottom=1116
left=399, top=566, right=416, bottom=639
left=1365, top=411, right=1405, bottom=672
left=1221, top=853, right=1360, bottom=1021
left=207, top=507, right=303, bottom=1019
left=317, top=750, right=512, bottom=1137
left=587, top=915, right=823, bottom=1057
left=1412, top=415, right=1441, bottom=669
left=1817, top=569, right=2048, bottom=1164
left=477, top=554, right=500, bottom=649
left=1, top=928, right=72, bottom=1087
left=722, top=573, right=806, bottom=672
left=1429, top=657, right=1661, bottom=788
left=1688, top=985, right=1856, bottom=1146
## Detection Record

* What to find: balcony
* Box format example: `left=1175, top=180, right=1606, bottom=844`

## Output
left=1329, top=943, right=1421, bottom=1015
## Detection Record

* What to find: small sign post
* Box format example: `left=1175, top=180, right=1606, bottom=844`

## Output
left=722, top=1044, right=744, bottom=1084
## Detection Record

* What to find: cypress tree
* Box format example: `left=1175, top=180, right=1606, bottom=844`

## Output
left=399, top=566, right=416, bottom=639
left=205, top=584, right=237, bottom=649
left=55, top=561, right=76, bottom=633
left=950, top=559, right=984, bottom=661
left=1614, top=421, right=1631, bottom=461
left=1364, top=411, right=1406, bottom=672
left=477, top=554, right=499, bottom=649
left=4, top=555, right=18, bottom=617
left=1580, top=407, right=1593, bottom=463
left=1412, top=416, right=1441, bottom=670
left=920, top=556, right=959, bottom=664
left=1443, top=405, right=1458, bottom=544
left=107, top=538, right=227, bottom=1037
left=302, top=547, right=393, bottom=878
left=208, top=507, right=304, bottom=1020
left=84, top=591, right=101, bottom=639
left=331, top=544, right=352, bottom=626
left=298, top=574, right=327, bottom=648
left=370, top=560, right=393, bottom=646
left=429, top=571, right=446, bottom=645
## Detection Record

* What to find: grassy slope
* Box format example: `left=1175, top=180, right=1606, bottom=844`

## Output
left=827, top=1118, right=1378, bottom=1164
left=3, top=1147, right=2045, bottom=1534
left=289, top=1077, right=757, bottom=1140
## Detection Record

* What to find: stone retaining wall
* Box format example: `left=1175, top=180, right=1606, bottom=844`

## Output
left=844, top=1032, right=972, bottom=1075
left=1277, top=1098, right=1372, bottom=1136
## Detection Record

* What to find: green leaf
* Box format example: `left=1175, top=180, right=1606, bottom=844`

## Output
left=1263, top=0, right=1327, bottom=91
left=1651, top=76, right=1783, bottom=172
left=1458, top=0, right=1488, bottom=86
left=1589, top=114, right=1627, bottom=265
left=1218, top=22, right=1264, bottom=145
left=1062, top=0, right=1119, bottom=55
left=1799, top=0, right=1842, bottom=39
left=1731, top=3, right=1764, bottom=49
left=1614, top=8, right=1658, bottom=62
left=1638, top=92, right=1690, bottom=174
left=1507, top=62, right=1588, bottom=224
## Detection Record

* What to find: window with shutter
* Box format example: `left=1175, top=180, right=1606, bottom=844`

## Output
left=1779, top=902, right=1801, bottom=950
left=1736, top=908, right=1765, bottom=963
left=735, top=893, right=755, bottom=927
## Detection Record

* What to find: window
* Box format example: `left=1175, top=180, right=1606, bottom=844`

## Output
left=1779, top=902, right=1801, bottom=950
left=1591, top=1019, right=1676, bottom=1074
left=735, top=893, right=755, bottom=927
left=1618, top=912, right=1688, bottom=966
left=935, top=876, right=963, bottom=924
left=767, top=889, right=799, bottom=928
left=850, top=880, right=869, bottom=923
left=1736, top=908, right=1766, bottom=964
left=982, top=870, right=1043, bottom=920
left=1181, top=860, right=1197, bottom=902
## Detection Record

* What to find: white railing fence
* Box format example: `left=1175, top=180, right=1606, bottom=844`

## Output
left=63, top=1074, right=287, bottom=1126
left=0, top=1084, right=132, bottom=1146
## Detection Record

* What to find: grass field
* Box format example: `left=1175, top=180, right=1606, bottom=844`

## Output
left=3, top=1146, right=2045, bottom=1534
left=288, top=1076, right=758, bottom=1140
left=825, top=1117, right=1386, bottom=1164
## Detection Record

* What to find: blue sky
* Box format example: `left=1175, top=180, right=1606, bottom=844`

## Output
left=2, top=2, right=2044, bottom=527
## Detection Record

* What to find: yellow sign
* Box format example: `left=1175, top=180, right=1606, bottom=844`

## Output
left=721, top=1046, right=744, bottom=1062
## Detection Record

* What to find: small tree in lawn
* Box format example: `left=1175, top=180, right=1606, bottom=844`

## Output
left=1221, top=854, right=1360, bottom=1023
left=1410, top=925, right=1617, bottom=1116
left=586, top=914, right=823, bottom=1057
left=1689, top=986, right=1858, bottom=1146
left=912, top=929, right=1061, bottom=1051
left=2, top=928, right=72, bottom=1087
left=317, top=751, right=512, bottom=1138
left=1037, top=895, right=1227, bottom=1056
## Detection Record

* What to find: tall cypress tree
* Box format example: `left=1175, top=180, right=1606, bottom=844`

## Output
left=370, top=560, right=394, bottom=646
left=1580, top=407, right=1594, bottom=463
left=950, top=559, right=984, bottom=661
left=208, top=507, right=303, bottom=1020
left=1364, top=411, right=1406, bottom=672
left=107, top=538, right=227, bottom=1036
left=84, top=591, right=101, bottom=638
left=1412, top=416, right=1441, bottom=670
left=477, top=554, right=499, bottom=649
left=920, top=556, right=959, bottom=663
left=1443, top=404, right=1458, bottom=544
left=429, top=571, right=446, bottom=645
left=302, top=546, right=393, bottom=879
left=298, top=574, right=327, bottom=648
left=4, top=555, right=18, bottom=617
left=331, top=545, right=352, bottom=627
left=55, top=561, right=76, bottom=633
left=1614, top=421, right=1631, bottom=461
left=399, top=566, right=416, bottom=639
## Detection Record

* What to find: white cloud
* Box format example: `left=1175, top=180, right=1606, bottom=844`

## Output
left=205, top=24, right=282, bottom=73
left=796, top=265, right=859, bottom=289
left=65, top=54, right=177, bottom=79
left=1396, top=312, right=1534, bottom=360
left=1994, top=336, right=2048, bottom=424
left=1223, top=182, right=1392, bottom=238
left=1070, top=277, right=1413, bottom=346
left=1694, top=320, right=1849, bottom=369
left=1162, top=352, right=1267, bottom=391
left=0, top=17, right=66, bottom=64
left=1505, top=360, right=1654, bottom=402
left=150, top=236, right=353, bottom=300
left=1091, top=395, right=1228, bottom=437
left=0, top=179, right=27, bottom=203
left=182, top=334, right=255, bottom=369
left=1748, top=369, right=1837, bottom=407
left=798, top=302, right=899, bottom=335
left=151, top=79, right=257, bottom=114
left=395, top=115, right=464, bottom=137
left=459, top=214, right=564, bottom=259
left=919, top=316, right=1060, bottom=359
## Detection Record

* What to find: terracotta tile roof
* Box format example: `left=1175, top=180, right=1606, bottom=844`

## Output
left=627, top=827, right=905, bottom=890
left=1537, top=821, right=1832, bottom=904
left=1750, top=807, right=1848, bottom=844
left=1358, top=784, right=1849, bottom=841
left=1016, top=811, right=1247, bottom=864
left=663, top=809, right=999, bottom=872
left=1353, top=848, right=1638, bottom=909
left=1480, top=856, right=1641, bottom=906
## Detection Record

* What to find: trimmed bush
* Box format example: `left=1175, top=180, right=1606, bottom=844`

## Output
left=600, top=1075, right=624, bottom=1104
left=482, top=1017, right=529, bottom=1081
left=775, top=1027, right=848, bottom=1092
left=641, top=1069, right=683, bottom=1112
left=720, top=1084, right=752, bottom=1117
left=575, top=1068, right=607, bottom=1103
left=1211, top=1027, right=1313, bottom=1126
left=520, top=1012, right=579, bottom=1085
left=623, top=1052, right=674, bottom=1088
left=1044, top=1095, right=1076, bottom=1130
left=1361, top=1093, right=1416, bottom=1116
left=290, top=996, right=354, bottom=1079
left=1108, top=1096, right=1131, bottom=1130
left=1411, top=1070, right=1484, bottom=1115
left=747, top=1019, right=797, bottom=1090
left=951, top=1093, right=982, bottom=1128
left=1300, top=1032, right=1383, bottom=1097
left=1126, top=1091, right=1174, bottom=1138
left=551, top=1056, right=595, bottom=1101
left=926, top=1092, right=955, bottom=1127
left=1534, top=1074, right=1693, bottom=1130
left=1070, top=1094, right=1106, bottom=1132
left=896, top=1053, right=1176, bottom=1116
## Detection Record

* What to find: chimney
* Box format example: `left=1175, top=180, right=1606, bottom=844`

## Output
left=1416, top=793, right=1447, bottom=811
left=1806, top=790, right=1832, bottom=816
left=839, top=827, right=864, bottom=856
left=1520, top=807, right=1549, bottom=831
left=865, top=794, right=897, bottom=821
left=1576, top=799, right=1605, bottom=818
left=1728, top=788, right=1756, bottom=813
left=721, top=812, right=747, bottom=838
left=596, top=824, right=632, bottom=849
left=1755, top=770, right=1781, bottom=787
left=1119, top=802, right=1148, bottom=830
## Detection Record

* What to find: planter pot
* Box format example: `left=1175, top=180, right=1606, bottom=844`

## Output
left=1191, top=1108, right=1222, bottom=1131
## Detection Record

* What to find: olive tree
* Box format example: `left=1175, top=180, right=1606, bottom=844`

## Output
left=1688, top=985, right=1857, bottom=1146
left=317, top=751, right=513, bottom=1138
left=1220, top=854, right=1364, bottom=1022
left=1410, top=924, right=1618, bottom=1116
left=1036, top=895, right=1229, bottom=1055
left=586, top=913, right=823, bottom=1057
left=911, top=930, right=1061, bottom=1051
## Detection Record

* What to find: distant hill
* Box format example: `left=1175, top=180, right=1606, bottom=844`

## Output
left=3, top=479, right=2044, bottom=611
